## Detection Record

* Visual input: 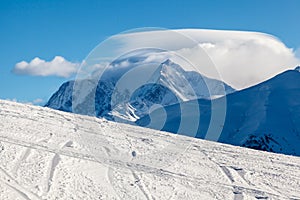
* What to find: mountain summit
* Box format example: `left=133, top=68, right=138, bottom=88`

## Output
left=46, top=59, right=234, bottom=121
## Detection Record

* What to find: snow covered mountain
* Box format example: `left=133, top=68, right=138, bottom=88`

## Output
left=1, top=99, right=300, bottom=199
left=138, top=67, right=300, bottom=156
left=46, top=58, right=234, bottom=121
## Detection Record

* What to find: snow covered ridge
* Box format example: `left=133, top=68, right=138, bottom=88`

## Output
left=139, top=68, right=300, bottom=156
left=1, top=100, right=300, bottom=199
left=45, top=58, right=234, bottom=121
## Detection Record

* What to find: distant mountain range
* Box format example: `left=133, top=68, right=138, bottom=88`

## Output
left=46, top=58, right=234, bottom=121
left=45, top=54, right=300, bottom=156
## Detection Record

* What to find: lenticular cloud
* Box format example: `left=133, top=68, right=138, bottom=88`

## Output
left=112, top=29, right=300, bottom=89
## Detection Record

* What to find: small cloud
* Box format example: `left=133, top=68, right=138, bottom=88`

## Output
left=5, top=98, right=17, bottom=102
left=12, top=56, right=79, bottom=78
left=5, top=98, right=45, bottom=106
left=32, top=98, right=44, bottom=105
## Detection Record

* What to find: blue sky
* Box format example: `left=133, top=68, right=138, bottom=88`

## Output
left=0, top=0, right=299, bottom=104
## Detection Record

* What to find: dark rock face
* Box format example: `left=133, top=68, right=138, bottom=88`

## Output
left=242, top=134, right=281, bottom=153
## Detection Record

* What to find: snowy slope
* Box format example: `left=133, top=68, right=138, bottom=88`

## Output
left=138, top=68, right=300, bottom=156
left=46, top=57, right=234, bottom=121
left=1, top=100, right=300, bottom=199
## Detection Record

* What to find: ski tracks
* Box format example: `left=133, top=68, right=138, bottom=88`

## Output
left=44, top=140, right=74, bottom=195
left=200, top=149, right=274, bottom=200
left=3, top=136, right=73, bottom=199
left=103, top=143, right=155, bottom=200
left=0, top=166, right=41, bottom=200
left=11, top=148, right=31, bottom=176
left=219, top=166, right=246, bottom=200
left=12, top=136, right=52, bottom=176
left=131, top=170, right=153, bottom=200
left=44, top=153, right=61, bottom=194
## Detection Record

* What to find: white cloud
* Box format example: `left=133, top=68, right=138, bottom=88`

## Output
left=13, top=56, right=79, bottom=78
left=176, top=37, right=299, bottom=89
left=108, top=29, right=300, bottom=89
left=32, top=98, right=44, bottom=104
left=5, top=98, right=17, bottom=102
left=5, top=98, right=44, bottom=105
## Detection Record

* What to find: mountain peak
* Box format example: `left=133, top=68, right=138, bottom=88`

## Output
left=161, top=59, right=172, bottom=65
left=46, top=56, right=234, bottom=122
left=160, top=59, right=185, bottom=74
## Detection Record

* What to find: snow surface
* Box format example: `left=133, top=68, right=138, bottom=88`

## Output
left=1, top=100, right=300, bottom=199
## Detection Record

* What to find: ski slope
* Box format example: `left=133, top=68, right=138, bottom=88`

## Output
left=0, top=99, right=300, bottom=200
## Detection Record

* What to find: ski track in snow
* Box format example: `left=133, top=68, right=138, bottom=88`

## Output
left=0, top=166, right=41, bottom=200
left=11, top=148, right=31, bottom=176
left=45, top=153, right=60, bottom=194
left=2, top=181, right=31, bottom=200
left=0, top=100, right=300, bottom=199
left=131, top=169, right=153, bottom=200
